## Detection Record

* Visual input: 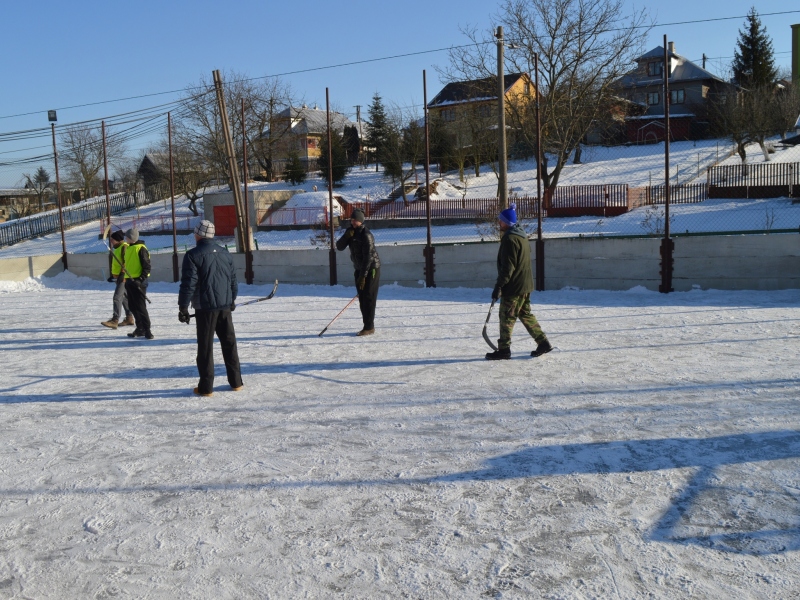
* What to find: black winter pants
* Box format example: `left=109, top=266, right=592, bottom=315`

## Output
left=125, top=279, right=150, bottom=333
left=195, top=309, right=242, bottom=394
left=355, top=267, right=380, bottom=330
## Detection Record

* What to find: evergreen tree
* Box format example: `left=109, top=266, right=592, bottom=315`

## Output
left=366, top=93, right=388, bottom=171
left=317, top=130, right=349, bottom=186
left=282, top=152, right=306, bottom=185
left=732, top=7, right=777, bottom=89
left=342, top=125, right=361, bottom=165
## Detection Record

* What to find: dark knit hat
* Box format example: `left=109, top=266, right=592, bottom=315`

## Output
left=110, top=230, right=125, bottom=242
left=498, top=203, right=518, bottom=226
left=124, top=228, right=139, bottom=243
left=351, top=208, right=366, bottom=222
left=194, top=220, right=215, bottom=239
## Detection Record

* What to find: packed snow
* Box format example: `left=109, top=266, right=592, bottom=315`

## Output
left=0, top=272, right=799, bottom=597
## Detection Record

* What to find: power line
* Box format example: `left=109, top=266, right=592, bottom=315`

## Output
left=7, top=8, right=796, bottom=124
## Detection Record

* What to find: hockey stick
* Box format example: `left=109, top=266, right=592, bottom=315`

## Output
left=185, top=280, right=278, bottom=321
left=481, top=299, right=498, bottom=351
left=318, top=294, right=359, bottom=337
left=102, top=224, right=151, bottom=304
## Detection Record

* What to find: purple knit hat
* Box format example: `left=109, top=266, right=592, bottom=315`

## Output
left=498, top=203, right=517, bottom=226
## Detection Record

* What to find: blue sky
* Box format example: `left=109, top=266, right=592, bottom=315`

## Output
left=1, top=0, right=798, bottom=182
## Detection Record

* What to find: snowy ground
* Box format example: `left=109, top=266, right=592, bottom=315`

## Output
left=1, top=274, right=799, bottom=598
left=1, top=137, right=799, bottom=258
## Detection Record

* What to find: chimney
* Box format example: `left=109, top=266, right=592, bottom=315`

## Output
left=792, top=24, right=800, bottom=85
left=668, top=41, right=675, bottom=55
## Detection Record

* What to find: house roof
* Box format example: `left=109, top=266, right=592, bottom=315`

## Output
left=779, top=133, right=800, bottom=146
left=616, top=46, right=728, bottom=89
left=427, top=73, right=528, bottom=108
left=263, top=106, right=360, bottom=138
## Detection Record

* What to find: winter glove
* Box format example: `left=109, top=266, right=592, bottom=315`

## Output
left=107, top=276, right=115, bottom=283
left=178, top=306, right=191, bottom=324
left=491, top=284, right=501, bottom=301
left=117, top=274, right=124, bottom=284
left=345, top=228, right=355, bottom=239
left=230, top=302, right=236, bottom=312
left=357, top=276, right=366, bottom=290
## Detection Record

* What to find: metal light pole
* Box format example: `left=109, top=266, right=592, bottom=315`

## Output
left=660, top=35, right=674, bottom=293
left=423, top=70, right=435, bottom=287
left=102, top=121, right=111, bottom=229
left=496, top=26, right=508, bottom=209
left=534, top=52, right=545, bottom=292
left=241, top=98, right=254, bottom=284
left=49, top=111, right=68, bottom=270
left=168, top=112, right=179, bottom=282
left=326, top=88, right=337, bottom=286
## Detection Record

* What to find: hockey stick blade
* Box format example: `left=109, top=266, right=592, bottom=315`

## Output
left=187, top=280, right=280, bottom=321
left=482, top=299, right=498, bottom=351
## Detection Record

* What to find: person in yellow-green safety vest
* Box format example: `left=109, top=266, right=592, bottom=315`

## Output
left=101, top=230, right=135, bottom=329
left=123, top=228, right=153, bottom=340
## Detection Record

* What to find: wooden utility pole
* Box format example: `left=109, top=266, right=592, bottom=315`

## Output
left=212, top=69, right=246, bottom=252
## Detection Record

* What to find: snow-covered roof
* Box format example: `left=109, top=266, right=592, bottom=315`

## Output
left=617, top=46, right=728, bottom=89
left=427, top=73, right=529, bottom=108
left=262, top=106, right=359, bottom=138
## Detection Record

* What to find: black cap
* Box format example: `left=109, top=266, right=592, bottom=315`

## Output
left=351, top=208, right=366, bottom=222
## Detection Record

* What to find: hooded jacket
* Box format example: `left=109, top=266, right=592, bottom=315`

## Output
left=178, top=238, right=238, bottom=311
left=495, top=224, right=533, bottom=298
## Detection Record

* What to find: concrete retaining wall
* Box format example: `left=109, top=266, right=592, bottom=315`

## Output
left=2, top=233, right=798, bottom=291
left=0, top=254, right=64, bottom=281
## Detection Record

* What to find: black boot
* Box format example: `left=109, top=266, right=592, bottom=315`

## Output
left=127, top=329, right=144, bottom=338
left=485, top=348, right=511, bottom=360
left=531, top=340, right=552, bottom=357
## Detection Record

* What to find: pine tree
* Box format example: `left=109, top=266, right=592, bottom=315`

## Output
left=342, top=125, right=361, bottom=165
left=732, top=7, right=777, bottom=89
left=317, top=130, right=349, bottom=186
left=366, top=93, right=388, bottom=171
left=282, top=152, right=306, bottom=185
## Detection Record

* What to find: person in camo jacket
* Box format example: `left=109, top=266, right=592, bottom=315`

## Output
left=485, top=203, right=552, bottom=360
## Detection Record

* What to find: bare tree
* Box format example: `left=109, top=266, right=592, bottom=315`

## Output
left=60, top=125, right=127, bottom=200
left=773, top=82, right=800, bottom=139
left=382, top=106, right=426, bottom=203
left=22, top=166, right=52, bottom=211
left=712, top=92, right=752, bottom=166
left=440, top=0, right=650, bottom=192
left=175, top=71, right=299, bottom=187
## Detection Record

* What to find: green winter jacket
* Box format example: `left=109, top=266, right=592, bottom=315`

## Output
left=495, top=224, right=533, bottom=298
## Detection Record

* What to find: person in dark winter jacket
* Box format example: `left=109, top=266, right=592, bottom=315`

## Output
left=178, top=220, right=243, bottom=396
left=123, top=228, right=153, bottom=339
left=336, top=208, right=381, bottom=336
left=486, top=203, right=552, bottom=360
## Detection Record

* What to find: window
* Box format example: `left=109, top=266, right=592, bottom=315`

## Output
left=477, top=105, right=492, bottom=118
left=647, top=61, right=663, bottom=77
left=441, top=108, right=456, bottom=122
left=524, top=82, right=531, bottom=95
left=647, top=92, right=660, bottom=106
left=670, top=89, right=685, bottom=104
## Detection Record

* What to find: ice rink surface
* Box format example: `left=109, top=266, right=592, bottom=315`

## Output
left=1, top=274, right=799, bottom=598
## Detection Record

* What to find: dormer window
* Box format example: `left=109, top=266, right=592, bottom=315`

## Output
left=647, top=61, right=663, bottom=77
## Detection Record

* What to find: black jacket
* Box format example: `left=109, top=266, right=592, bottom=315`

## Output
left=336, top=224, right=380, bottom=275
left=178, top=238, right=238, bottom=311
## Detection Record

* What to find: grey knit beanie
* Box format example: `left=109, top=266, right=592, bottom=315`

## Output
left=124, top=228, right=139, bottom=243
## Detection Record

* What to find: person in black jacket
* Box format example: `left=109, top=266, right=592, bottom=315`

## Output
left=336, top=208, right=381, bottom=336
left=178, top=220, right=243, bottom=396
